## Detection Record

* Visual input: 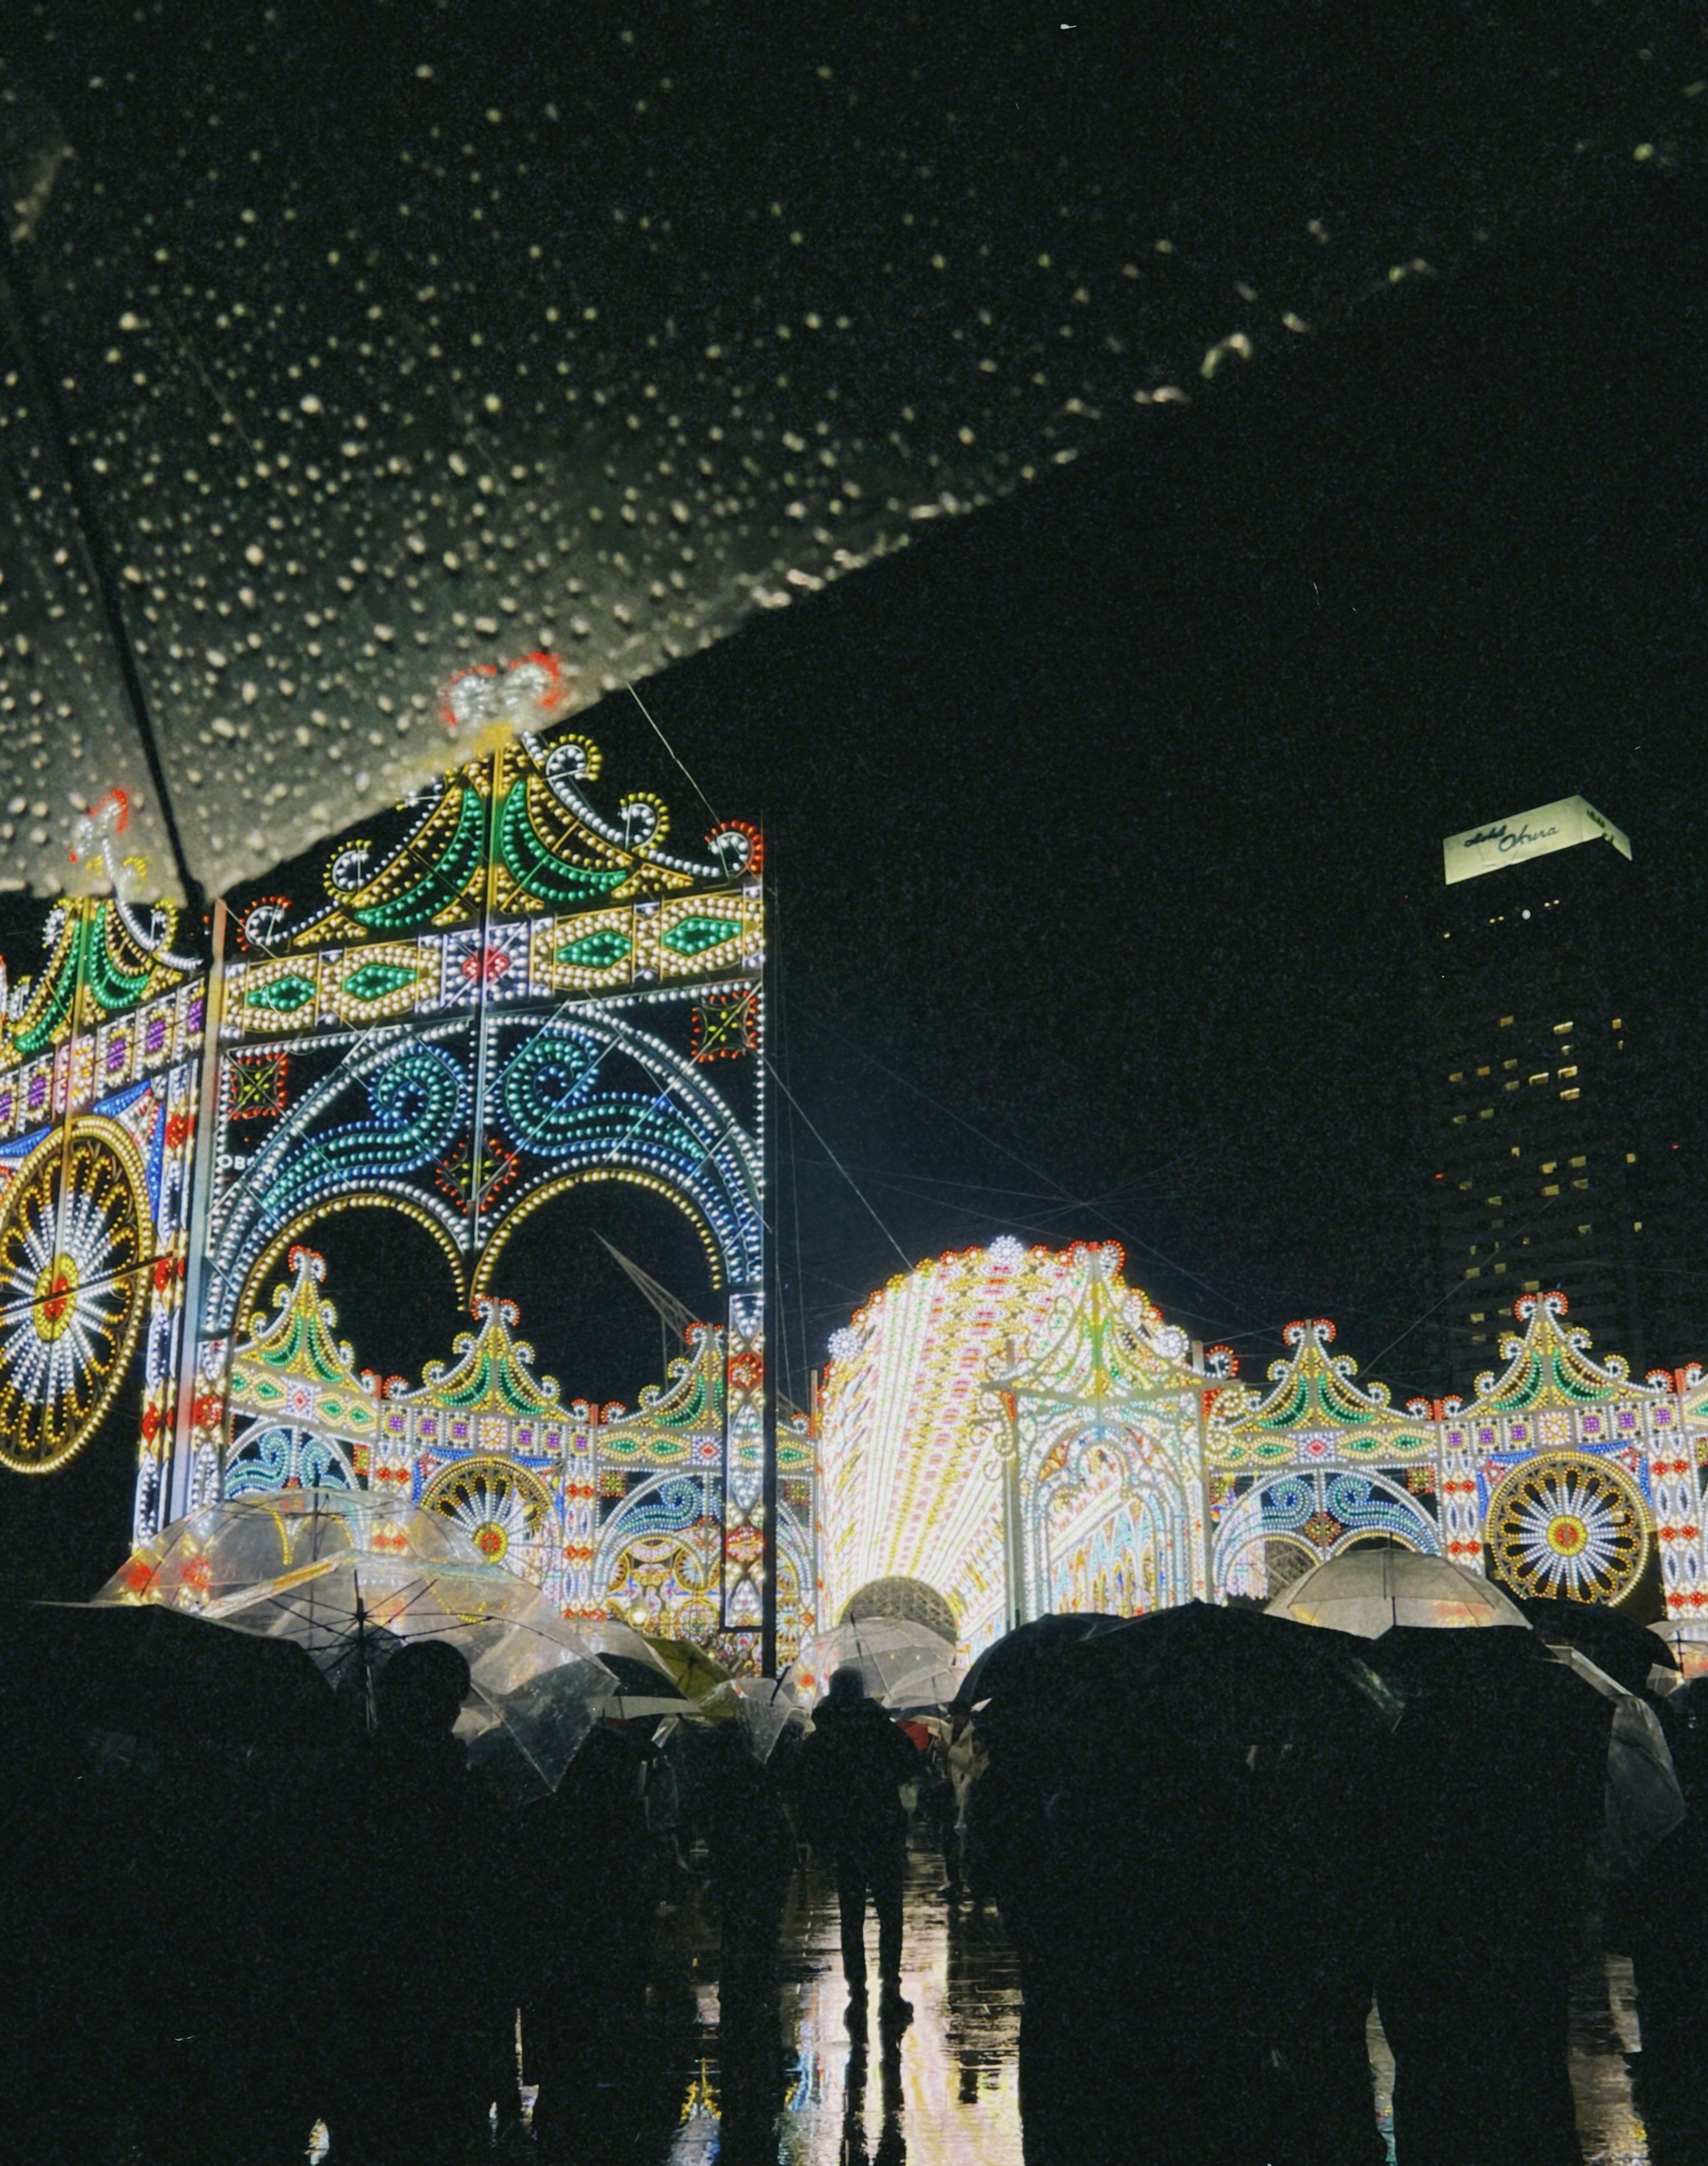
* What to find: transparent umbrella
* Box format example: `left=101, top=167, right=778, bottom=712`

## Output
left=96, top=1488, right=664, bottom=1799
left=792, top=1618, right=962, bottom=1715
left=728, top=1674, right=809, bottom=1763
left=1650, top=1620, right=1708, bottom=1681
left=1265, top=1546, right=1530, bottom=1638
left=1, top=11, right=1699, bottom=899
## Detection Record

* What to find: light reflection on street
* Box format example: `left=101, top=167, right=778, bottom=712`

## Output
left=628, top=1846, right=1655, bottom=2165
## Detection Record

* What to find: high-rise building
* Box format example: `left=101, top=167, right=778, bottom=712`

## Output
left=1422, top=795, right=1690, bottom=1391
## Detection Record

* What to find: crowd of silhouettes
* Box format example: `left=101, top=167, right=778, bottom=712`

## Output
left=2, top=1599, right=1706, bottom=2166
left=961, top=1604, right=1705, bottom=2166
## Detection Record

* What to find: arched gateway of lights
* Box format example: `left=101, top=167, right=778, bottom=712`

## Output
left=819, top=1239, right=1708, bottom=1661
left=2, top=653, right=1706, bottom=1665
left=0, top=657, right=813, bottom=1662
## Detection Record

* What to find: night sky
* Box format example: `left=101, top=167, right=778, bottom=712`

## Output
left=678, top=167, right=1708, bottom=1405
left=4, top=3, right=1708, bottom=1439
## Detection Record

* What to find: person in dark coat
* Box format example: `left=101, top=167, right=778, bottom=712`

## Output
left=337, top=1639, right=504, bottom=2166
left=521, top=1717, right=662, bottom=2161
left=693, top=1721, right=796, bottom=2010
left=797, top=1665, right=922, bottom=2031
left=1627, top=1675, right=1708, bottom=2166
left=1368, top=1627, right=1613, bottom=2166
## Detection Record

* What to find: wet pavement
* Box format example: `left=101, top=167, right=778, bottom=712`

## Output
left=548, top=1840, right=1657, bottom=2166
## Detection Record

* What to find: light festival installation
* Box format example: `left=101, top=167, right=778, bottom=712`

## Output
left=177, top=653, right=798, bottom=1653
left=0, top=651, right=808, bottom=1656
left=819, top=1253, right=1708, bottom=1658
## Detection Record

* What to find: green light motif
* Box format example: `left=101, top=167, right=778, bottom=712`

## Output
left=342, top=961, right=419, bottom=1003
left=245, top=974, right=316, bottom=1014
left=556, top=928, right=632, bottom=971
left=660, top=914, right=739, bottom=958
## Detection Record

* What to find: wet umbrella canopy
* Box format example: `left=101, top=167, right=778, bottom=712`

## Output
left=793, top=1616, right=961, bottom=1714
left=0, top=1594, right=337, bottom=1747
left=95, top=1488, right=632, bottom=1797
left=1521, top=1593, right=1682, bottom=1699
left=0, top=7, right=1703, bottom=898
left=952, top=1612, right=1121, bottom=1711
left=1266, top=1545, right=1531, bottom=1637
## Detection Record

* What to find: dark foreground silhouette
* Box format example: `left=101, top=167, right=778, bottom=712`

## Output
left=0, top=1604, right=1701, bottom=2166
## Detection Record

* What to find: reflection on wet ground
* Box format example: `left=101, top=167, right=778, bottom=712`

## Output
left=565, top=1843, right=1656, bottom=2166
left=643, top=1849, right=1022, bottom=2166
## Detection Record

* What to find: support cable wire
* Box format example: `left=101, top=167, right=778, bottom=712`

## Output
left=791, top=996, right=1270, bottom=1327
left=763, top=1060, right=914, bottom=1275
left=624, top=681, right=721, bottom=831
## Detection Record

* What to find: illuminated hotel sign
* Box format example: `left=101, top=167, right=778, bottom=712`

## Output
left=1442, top=795, right=1632, bottom=886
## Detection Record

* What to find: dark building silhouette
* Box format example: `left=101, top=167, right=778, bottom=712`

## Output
left=1422, top=798, right=1696, bottom=1393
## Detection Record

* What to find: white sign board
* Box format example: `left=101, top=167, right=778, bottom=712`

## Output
left=1442, top=796, right=1632, bottom=886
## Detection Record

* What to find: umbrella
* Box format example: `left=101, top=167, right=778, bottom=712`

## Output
left=0, top=1597, right=337, bottom=1751
left=1540, top=1644, right=1687, bottom=1867
left=727, top=1674, right=808, bottom=1764
left=213, top=1555, right=617, bottom=1803
left=1266, top=1546, right=1530, bottom=1637
left=98, top=1488, right=626, bottom=1800
left=1520, top=1594, right=1681, bottom=1698
left=952, top=1613, right=1123, bottom=1711
left=1, top=12, right=1696, bottom=900
left=640, top=1634, right=734, bottom=1704
left=1649, top=1620, right=1708, bottom=1682
left=1065, top=1602, right=1406, bottom=1744
left=792, top=1617, right=962, bottom=1714
left=1365, top=1623, right=1685, bottom=1875
left=103, top=1485, right=491, bottom=1614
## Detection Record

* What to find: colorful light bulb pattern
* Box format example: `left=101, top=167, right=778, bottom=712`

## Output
left=822, top=1260, right=1708, bottom=1654
left=0, top=886, right=203, bottom=1497
left=219, top=1244, right=813, bottom=1659
left=184, top=669, right=784, bottom=1650
left=0, top=1126, right=148, bottom=1473
left=1487, top=1452, right=1649, bottom=1604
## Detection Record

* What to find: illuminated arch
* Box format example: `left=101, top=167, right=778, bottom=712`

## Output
left=471, top=1167, right=727, bottom=1298
left=1213, top=1470, right=1438, bottom=1601
left=234, top=1192, right=469, bottom=1341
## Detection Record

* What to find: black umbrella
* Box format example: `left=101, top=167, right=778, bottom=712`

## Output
left=1067, top=1600, right=1405, bottom=1748
left=0, top=1599, right=338, bottom=1750
left=1519, top=1594, right=1680, bottom=1698
left=951, top=1613, right=1121, bottom=1711
left=599, top=1652, right=693, bottom=1703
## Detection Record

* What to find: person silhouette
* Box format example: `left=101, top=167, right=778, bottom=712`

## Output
left=798, top=1665, right=922, bottom=2032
